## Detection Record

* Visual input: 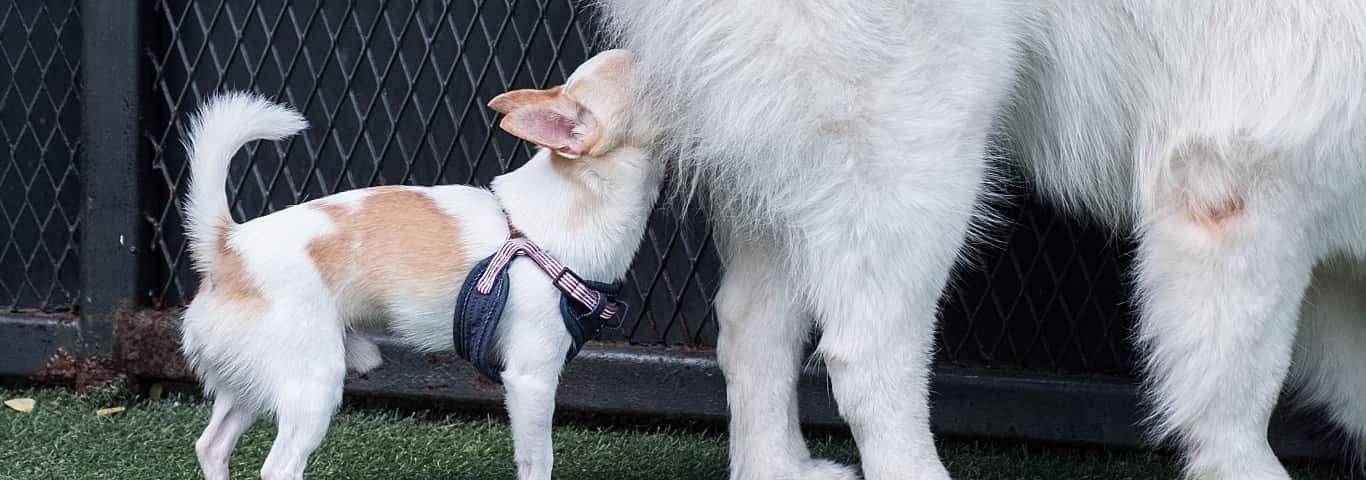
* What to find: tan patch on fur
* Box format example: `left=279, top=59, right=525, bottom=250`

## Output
left=488, top=86, right=562, bottom=114
left=308, top=187, right=469, bottom=312
left=562, top=52, right=633, bottom=156
left=207, top=221, right=267, bottom=310
left=563, top=60, right=629, bottom=117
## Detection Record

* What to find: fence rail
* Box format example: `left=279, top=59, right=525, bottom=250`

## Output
left=2, top=0, right=1335, bottom=458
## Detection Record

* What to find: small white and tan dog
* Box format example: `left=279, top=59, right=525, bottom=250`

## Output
left=178, top=50, right=656, bottom=480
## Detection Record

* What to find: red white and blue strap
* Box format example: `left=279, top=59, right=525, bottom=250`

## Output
left=475, top=237, right=621, bottom=319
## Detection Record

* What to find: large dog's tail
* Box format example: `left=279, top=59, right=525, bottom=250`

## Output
left=182, top=91, right=307, bottom=273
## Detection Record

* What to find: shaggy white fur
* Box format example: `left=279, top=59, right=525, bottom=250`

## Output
left=600, top=1, right=1366, bottom=479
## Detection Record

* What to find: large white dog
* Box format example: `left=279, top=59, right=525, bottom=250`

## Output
left=601, top=1, right=1366, bottom=479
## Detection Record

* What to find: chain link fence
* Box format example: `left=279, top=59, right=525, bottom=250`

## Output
left=942, top=180, right=1136, bottom=375
left=0, top=0, right=82, bottom=313
left=0, top=0, right=1137, bottom=375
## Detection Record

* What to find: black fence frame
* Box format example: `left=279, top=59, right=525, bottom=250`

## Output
left=0, top=1, right=1343, bottom=462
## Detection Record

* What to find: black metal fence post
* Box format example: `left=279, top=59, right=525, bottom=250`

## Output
left=78, top=0, right=147, bottom=356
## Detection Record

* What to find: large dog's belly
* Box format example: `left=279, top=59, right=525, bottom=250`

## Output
left=606, top=0, right=1366, bottom=242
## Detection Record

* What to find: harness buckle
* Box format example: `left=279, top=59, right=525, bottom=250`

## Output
left=603, top=298, right=627, bottom=330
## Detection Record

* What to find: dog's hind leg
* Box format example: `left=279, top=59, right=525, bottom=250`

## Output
left=1133, top=169, right=1313, bottom=479
left=258, top=313, right=346, bottom=480
left=195, top=388, right=258, bottom=480
left=1292, top=263, right=1366, bottom=467
left=258, top=377, right=343, bottom=480
left=715, top=241, right=856, bottom=480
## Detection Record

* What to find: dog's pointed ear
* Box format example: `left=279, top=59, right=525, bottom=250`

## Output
left=488, top=86, right=597, bottom=159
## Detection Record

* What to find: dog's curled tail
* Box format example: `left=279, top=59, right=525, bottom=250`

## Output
left=183, top=91, right=307, bottom=272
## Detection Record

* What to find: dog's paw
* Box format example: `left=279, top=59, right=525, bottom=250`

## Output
left=794, top=459, right=860, bottom=480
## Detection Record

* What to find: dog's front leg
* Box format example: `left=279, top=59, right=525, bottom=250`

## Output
left=801, top=178, right=974, bottom=480
left=795, top=101, right=998, bottom=479
left=503, top=368, right=558, bottom=480
left=500, top=293, right=570, bottom=480
left=715, top=240, right=858, bottom=480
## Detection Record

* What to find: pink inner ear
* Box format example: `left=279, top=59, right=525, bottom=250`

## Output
left=518, top=108, right=579, bottom=149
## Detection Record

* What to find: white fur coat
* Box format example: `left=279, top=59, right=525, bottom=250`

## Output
left=601, top=1, right=1366, bottom=479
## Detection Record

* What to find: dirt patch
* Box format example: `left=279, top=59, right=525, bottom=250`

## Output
left=113, top=309, right=193, bottom=381
left=32, top=350, right=117, bottom=391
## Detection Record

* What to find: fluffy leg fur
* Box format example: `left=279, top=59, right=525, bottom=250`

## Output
left=259, top=378, right=344, bottom=480
left=194, top=390, right=258, bottom=480
left=801, top=157, right=981, bottom=480
left=601, top=2, right=1026, bottom=476
left=1003, top=3, right=1366, bottom=473
left=256, top=304, right=348, bottom=480
left=1292, top=263, right=1366, bottom=467
left=1134, top=181, right=1314, bottom=479
left=715, top=240, right=856, bottom=480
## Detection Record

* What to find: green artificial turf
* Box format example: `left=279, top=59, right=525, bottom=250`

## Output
left=0, top=384, right=1350, bottom=479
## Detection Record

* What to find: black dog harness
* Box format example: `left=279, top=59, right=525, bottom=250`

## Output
left=453, top=224, right=627, bottom=384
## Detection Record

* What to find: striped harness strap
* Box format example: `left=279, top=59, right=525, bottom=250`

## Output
left=474, top=235, right=622, bottom=321
left=453, top=221, right=626, bottom=384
